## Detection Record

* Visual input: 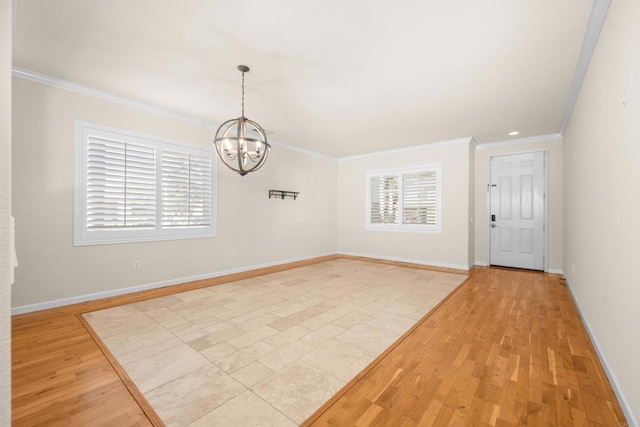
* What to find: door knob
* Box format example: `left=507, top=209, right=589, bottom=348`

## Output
left=491, top=223, right=498, bottom=228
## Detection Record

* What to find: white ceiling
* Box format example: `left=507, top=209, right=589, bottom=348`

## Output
left=13, top=1, right=595, bottom=157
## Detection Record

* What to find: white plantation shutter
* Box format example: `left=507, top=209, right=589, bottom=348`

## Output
left=402, top=171, right=437, bottom=226
left=161, top=151, right=213, bottom=228
left=369, top=175, right=399, bottom=224
left=75, top=121, right=216, bottom=245
left=86, top=137, right=156, bottom=230
left=367, top=165, right=441, bottom=233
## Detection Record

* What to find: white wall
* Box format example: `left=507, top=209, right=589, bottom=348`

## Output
left=563, top=0, right=640, bottom=423
left=11, top=77, right=337, bottom=310
left=0, top=0, right=12, bottom=424
left=337, top=139, right=473, bottom=270
left=474, top=136, right=564, bottom=272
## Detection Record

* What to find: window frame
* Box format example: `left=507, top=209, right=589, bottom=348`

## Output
left=366, top=164, right=442, bottom=234
left=73, top=120, right=217, bottom=246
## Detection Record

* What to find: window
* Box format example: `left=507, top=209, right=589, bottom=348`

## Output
left=74, top=121, right=216, bottom=245
left=366, top=165, right=441, bottom=233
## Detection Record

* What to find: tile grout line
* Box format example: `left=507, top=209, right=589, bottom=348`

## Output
left=82, top=259, right=468, bottom=425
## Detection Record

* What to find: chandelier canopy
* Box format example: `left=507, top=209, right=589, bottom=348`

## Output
left=214, top=65, right=271, bottom=176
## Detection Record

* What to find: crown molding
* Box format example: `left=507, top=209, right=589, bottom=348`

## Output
left=560, top=0, right=611, bottom=135
left=338, top=137, right=473, bottom=162
left=13, top=66, right=216, bottom=128
left=268, top=140, right=335, bottom=161
left=476, top=133, right=562, bottom=150
left=12, top=66, right=335, bottom=161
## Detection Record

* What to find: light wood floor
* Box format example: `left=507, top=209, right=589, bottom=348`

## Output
left=12, top=258, right=627, bottom=426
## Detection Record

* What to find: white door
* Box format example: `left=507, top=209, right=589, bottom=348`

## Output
left=489, top=151, right=545, bottom=270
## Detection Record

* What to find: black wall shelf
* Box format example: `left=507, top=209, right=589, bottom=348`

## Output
left=269, top=190, right=299, bottom=200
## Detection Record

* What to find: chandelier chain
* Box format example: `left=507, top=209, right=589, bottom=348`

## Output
left=241, top=70, right=245, bottom=117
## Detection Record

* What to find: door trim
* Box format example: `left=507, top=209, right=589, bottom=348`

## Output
left=487, top=149, right=548, bottom=272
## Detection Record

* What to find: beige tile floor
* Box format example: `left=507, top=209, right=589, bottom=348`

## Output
left=84, top=259, right=467, bottom=426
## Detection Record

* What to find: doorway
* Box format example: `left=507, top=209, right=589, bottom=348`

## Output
left=489, top=151, right=546, bottom=271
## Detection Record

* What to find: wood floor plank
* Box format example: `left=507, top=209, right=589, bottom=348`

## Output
left=11, top=259, right=628, bottom=426
left=304, top=266, right=628, bottom=426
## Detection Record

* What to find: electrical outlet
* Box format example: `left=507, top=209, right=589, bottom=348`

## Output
left=571, top=265, right=575, bottom=273
left=134, top=260, right=141, bottom=270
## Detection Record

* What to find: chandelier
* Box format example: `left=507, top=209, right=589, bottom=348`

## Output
left=214, top=65, right=271, bottom=176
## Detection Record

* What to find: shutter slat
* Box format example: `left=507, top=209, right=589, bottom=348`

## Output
left=369, top=169, right=438, bottom=228
left=86, top=138, right=156, bottom=230
left=402, top=171, right=437, bottom=226
left=369, top=174, right=399, bottom=224
left=160, top=150, right=213, bottom=228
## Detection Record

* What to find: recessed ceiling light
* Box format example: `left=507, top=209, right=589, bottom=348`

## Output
left=508, top=131, right=520, bottom=136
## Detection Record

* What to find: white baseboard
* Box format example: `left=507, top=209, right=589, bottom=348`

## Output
left=564, top=278, right=638, bottom=426
left=11, top=253, right=335, bottom=315
left=474, top=261, right=562, bottom=275
left=338, top=251, right=470, bottom=271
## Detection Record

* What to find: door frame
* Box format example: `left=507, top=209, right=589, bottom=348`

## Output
left=487, top=149, right=549, bottom=272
